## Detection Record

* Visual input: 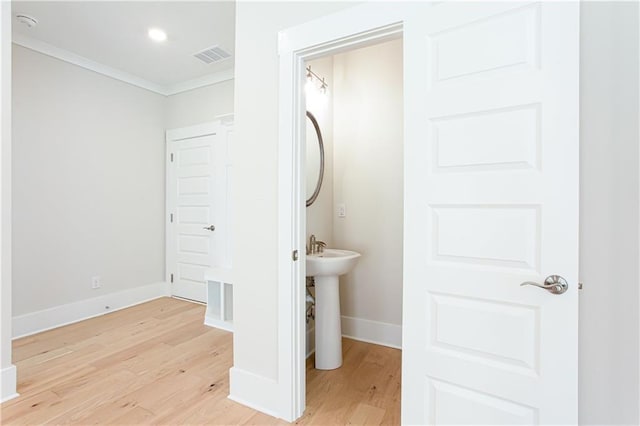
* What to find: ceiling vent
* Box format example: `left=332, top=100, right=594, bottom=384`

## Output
left=193, top=45, right=231, bottom=65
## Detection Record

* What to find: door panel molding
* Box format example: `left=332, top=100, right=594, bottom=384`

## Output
left=166, top=120, right=233, bottom=303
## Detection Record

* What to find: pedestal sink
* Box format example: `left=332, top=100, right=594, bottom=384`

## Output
left=307, top=249, right=361, bottom=370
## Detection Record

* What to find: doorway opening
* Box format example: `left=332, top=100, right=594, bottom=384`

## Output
left=301, top=38, right=404, bottom=422
left=276, top=8, right=406, bottom=418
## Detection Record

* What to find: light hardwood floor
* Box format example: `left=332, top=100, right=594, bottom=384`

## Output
left=1, top=297, right=401, bottom=425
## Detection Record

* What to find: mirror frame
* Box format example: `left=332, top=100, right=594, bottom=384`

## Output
left=306, top=111, right=325, bottom=207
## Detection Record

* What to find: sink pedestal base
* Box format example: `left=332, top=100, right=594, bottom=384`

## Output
left=314, top=275, right=342, bottom=370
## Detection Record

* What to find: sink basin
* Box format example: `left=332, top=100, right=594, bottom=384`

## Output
left=306, top=249, right=361, bottom=277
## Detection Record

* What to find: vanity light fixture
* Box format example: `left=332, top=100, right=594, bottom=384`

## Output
left=306, top=66, right=329, bottom=94
left=148, top=27, right=167, bottom=42
left=319, top=78, right=327, bottom=94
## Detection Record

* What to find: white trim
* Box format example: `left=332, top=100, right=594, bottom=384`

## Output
left=164, top=68, right=235, bottom=96
left=341, top=316, right=402, bottom=350
left=216, top=113, right=235, bottom=126
left=166, top=122, right=219, bottom=142
left=1, top=365, right=18, bottom=403
left=275, top=3, right=408, bottom=422
left=12, top=34, right=234, bottom=97
left=1, top=0, right=15, bottom=407
left=305, top=318, right=400, bottom=360
left=203, top=316, right=233, bottom=333
left=12, top=281, right=170, bottom=339
left=12, top=34, right=165, bottom=94
left=228, top=367, right=282, bottom=420
left=204, top=267, right=233, bottom=283
left=276, top=35, right=303, bottom=424
left=204, top=268, right=234, bottom=332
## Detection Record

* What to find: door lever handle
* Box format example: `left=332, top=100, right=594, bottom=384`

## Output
left=203, top=225, right=215, bottom=232
left=520, top=275, right=568, bottom=295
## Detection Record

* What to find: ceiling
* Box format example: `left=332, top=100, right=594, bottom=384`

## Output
left=12, top=1, right=235, bottom=93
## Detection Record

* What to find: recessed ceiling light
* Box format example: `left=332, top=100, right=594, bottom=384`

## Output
left=148, top=28, right=167, bottom=42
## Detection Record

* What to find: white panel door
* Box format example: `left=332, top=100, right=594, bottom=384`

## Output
left=402, top=2, right=579, bottom=424
left=166, top=122, right=231, bottom=302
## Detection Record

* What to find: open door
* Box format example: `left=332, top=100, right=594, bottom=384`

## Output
left=402, top=2, right=579, bottom=424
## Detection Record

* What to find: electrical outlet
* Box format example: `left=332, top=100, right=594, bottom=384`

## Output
left=91, top=276, right=101, bottom=289
left=337, top=203, right=346, bottom=218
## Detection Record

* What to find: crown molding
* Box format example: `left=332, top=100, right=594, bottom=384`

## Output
left=164, top=67, right=234, bottom=96
left=12, top=33, right=166, bottom=94
left=12, top=34, right=234, bottom=96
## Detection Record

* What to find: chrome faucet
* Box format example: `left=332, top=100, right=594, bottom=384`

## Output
left=307, top=234, right=326, bottom=255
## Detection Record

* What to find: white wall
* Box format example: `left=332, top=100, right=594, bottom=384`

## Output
left=1, top=1, right=17, bottom=402
left=165, top=80, right=234, bottom=130
left=12, top=45, right=166, bottom=317
left=234, top=1, right=639, bottom=423
left=579, top=2, right=639, bottom=424
left=333, top=39, right=403, bottom=331
left=305, top=56, right=334, bottom=248
left=232, top=0, right=357, bottom=406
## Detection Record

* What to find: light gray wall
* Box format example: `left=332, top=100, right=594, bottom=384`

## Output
left=333, top=39, right=403, bottom=326
left=579, top=2, right=639, bottom=424
left=12, top=45, right=166, bottom=316
left=165, top=80, right=234, bottom=130
left=234, top=1, right=639, bottom=423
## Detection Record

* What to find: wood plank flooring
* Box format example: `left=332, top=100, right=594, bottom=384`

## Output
left=1, top=297, right=401, bottom=425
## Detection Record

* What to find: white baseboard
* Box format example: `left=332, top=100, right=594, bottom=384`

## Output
left=305, top=316, right=401, bottom=359
left=341, top=315, right=402, bottom=349
left=228, top=367, right=282, bottom=420
left=12, top=281, right=170, bottom=339
left=203, top=316, right=234, bottom=332
left=1, top=364, right=18, bottom=403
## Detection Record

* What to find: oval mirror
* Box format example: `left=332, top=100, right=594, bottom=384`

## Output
left=306, top=111, right=324, bottom=207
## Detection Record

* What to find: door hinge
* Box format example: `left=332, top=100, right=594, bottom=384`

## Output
left=170, top=273, right=174, bottom=283
left=578, top=282, right=583, bottom=290
left=170, top=153, right=174, bottom=162
left=170, top=213, right=173, bottom=223
left=292, top=250, right=299, bottom=261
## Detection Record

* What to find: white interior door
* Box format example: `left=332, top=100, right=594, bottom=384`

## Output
left=402, top=2, right=579, bottom=424
left=166, top=122, right=231, bottom=303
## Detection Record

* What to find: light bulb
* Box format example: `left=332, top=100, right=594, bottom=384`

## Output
left=148, top=28, right=167, bottom=42
left=305, top=79, right=315, bottom=95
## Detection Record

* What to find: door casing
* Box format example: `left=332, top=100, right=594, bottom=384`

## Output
left=277, top=4, right=409, bottom=421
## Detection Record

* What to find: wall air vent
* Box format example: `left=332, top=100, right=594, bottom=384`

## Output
left=193, top=45, right=231, bottom=64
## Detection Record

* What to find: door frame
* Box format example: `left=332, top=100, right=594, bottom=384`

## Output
left=276, top=3, right=409, bottom=421
left=165, top=120, right=230, bottom=301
